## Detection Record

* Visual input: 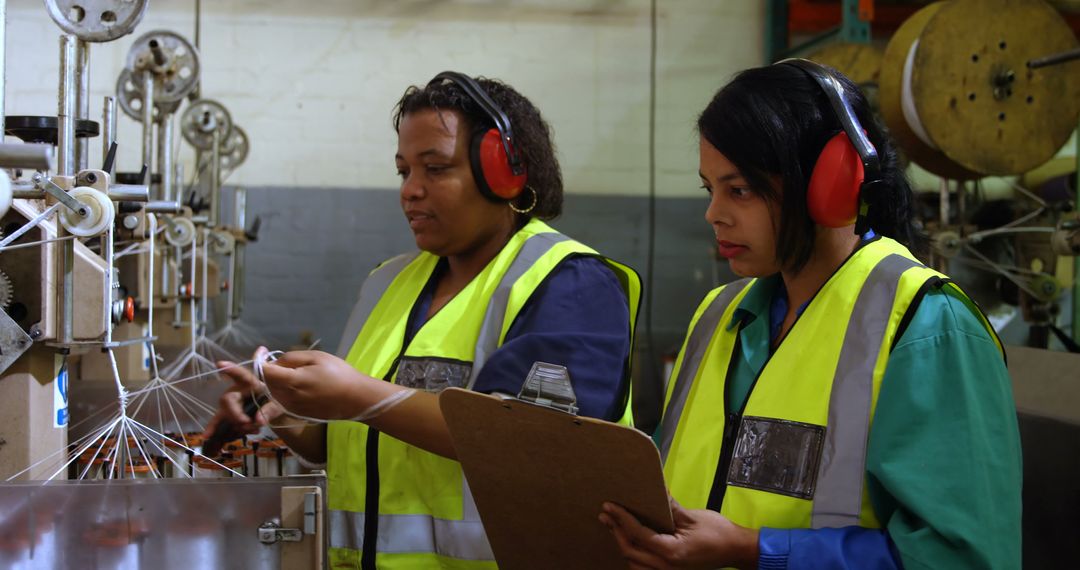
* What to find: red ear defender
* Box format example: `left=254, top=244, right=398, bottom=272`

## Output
left=807, top=131, right=865, bottom=228
left=475, top=128, right=528, bottom=200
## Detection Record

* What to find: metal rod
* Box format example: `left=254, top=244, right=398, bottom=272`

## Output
left=75, top=39, right=89, bottom=171
left=102, top=96, right=116, bottom=174
left=1074, top=123, right=1079, bottom=342
left=194, top=0, right=201, bottom=100
left=939, top=177, right=950, bottom=227
left=141, top=71, right=154, bottom=194
left=58, top=35, right=78, bottom=345
left=149, top=39, right=167, bottom=67
left=0, top=143, right=54, bottom=171
left=234, top=187, right=246, bottom=229
left=233, top=243, right=245, bottom=319
left=1028, top=47, right=1080, bottom=70
left=210, top=129, right=221, bottom=226
left=144, top=200, right=181, bottom=214
left=158, top=114, right=174, bottom=202
left=0, top=0, right=7, bottom=138
left=107, top=184, right=150, bottom=202
left=957, top=180, right=966, bottom=235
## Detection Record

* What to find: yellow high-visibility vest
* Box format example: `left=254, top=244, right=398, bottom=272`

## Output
left=328, top=218, right=641, bottom=569
left=659, top=237, right=1001, bottom=530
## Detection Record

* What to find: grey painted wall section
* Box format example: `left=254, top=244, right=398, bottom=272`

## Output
left=217, top=185, right=734, bottom=428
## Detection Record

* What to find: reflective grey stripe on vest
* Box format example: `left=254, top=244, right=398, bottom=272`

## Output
left=467, top=232, right=572, bottom=388
left=328, top=510, right=494, bottom=561
left=658, top=278, right=752, bottom=463
left=335, top=253, right=420, bottom=357
left=811, top=254, right=921, bottom=529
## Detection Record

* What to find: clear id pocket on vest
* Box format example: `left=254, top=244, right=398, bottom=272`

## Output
left=395, top=356, right=474, bottom=392
left=726, top=416, right=825, bottom=499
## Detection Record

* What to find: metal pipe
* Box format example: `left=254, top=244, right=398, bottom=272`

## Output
left=102, top=96, right=116, bottom=174
left=140, top=71, right=154, bottom=195
left=58, top=35, right=78, bottom=345
left=143, top=200, right=181, bottom=214
left=0, top=0, right=7, bottom=138
left=0, top=143, right=54, bottom=171
left=107, top=184, right=150, bottom=202
left=75, top=39, right=89, bottom=171
left=210, top=128, right=220, bottom=226
left=158, top=114, right=174, bottom=202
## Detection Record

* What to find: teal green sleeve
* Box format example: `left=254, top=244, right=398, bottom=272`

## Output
left=866, top=286, right=1022, bottom=569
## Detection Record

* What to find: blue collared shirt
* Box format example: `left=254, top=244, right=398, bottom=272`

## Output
left=406, top=255, right=632, bottom=421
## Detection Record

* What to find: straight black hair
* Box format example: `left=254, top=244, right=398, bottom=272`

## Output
left=697, top=63, right=921, bottom=273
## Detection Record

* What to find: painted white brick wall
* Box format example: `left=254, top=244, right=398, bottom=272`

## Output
left=4, top=0, right=763, bottom=197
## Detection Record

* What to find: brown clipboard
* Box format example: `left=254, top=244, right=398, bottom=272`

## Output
left=439, top=387, right=674, bottom=570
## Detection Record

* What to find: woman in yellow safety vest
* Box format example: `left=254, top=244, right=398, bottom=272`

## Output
left=600, top=60, right=1021, bottom=569
left=206, top=72, right=640, bottom=569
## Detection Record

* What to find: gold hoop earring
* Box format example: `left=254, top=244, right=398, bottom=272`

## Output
left=508, top=186, right=538, bottom=215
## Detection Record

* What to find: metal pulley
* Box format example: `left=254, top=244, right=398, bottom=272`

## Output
left=881, top=0, right=1080, bottom=177
left=220, top=126, right=250, bottom=172
left=181, top=99, right=233, bottom=151
left=44, top=0, right=148, bottom=43
left=125, top=30, right=201, bottom=105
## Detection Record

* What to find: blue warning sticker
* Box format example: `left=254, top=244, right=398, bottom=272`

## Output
left=54, top=359, right=69, bottom=428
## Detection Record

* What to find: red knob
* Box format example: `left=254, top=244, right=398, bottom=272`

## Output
left=123, top=297, right=135, bottom=322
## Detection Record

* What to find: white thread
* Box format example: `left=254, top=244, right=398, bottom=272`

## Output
left=251, top=350, right=416, bottom=426
left=0, top=234, right=77, bottom=252
left=0, top=202, right=63, bottom=249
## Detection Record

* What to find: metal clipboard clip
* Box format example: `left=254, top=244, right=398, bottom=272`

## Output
left=515, top=361, right=579, bottom=416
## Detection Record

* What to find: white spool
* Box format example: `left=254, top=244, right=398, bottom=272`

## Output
left=164, top=217, right=197, bottom=247
left=900, top=38, right=939, bottom=151
left=58, top=187, right=115, bottom=237
left=0, top=173, right=12, bottom=219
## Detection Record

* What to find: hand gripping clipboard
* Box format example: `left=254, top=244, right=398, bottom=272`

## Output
left=439, top=386, right=674, bottom=570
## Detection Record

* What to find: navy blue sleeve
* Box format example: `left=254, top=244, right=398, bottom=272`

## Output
left=759, top=527, right=902, bottom=570
left=471, top=256, right=631, bottom=421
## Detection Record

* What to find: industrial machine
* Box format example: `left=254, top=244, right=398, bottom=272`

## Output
left=0, top=1, right=320, bottom=568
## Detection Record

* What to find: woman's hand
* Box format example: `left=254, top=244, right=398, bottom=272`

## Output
left=259, top=349, right=372, bottom=420
left=203, top=350, right=285, bottom=439
left=599, top=497, right=759, bottom=570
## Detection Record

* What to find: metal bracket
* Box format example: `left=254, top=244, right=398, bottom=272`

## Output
left=258, top=490, right=319, bottom=544
left=32, top=174, right=87, bottom=218
left=257, top=519, right=303, bottom=544
left=0, top=308, right=34, bottom=375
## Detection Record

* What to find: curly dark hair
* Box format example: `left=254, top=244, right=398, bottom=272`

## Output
left=392, top=75, right=563, bottom=223
left=698, top=63, right=921, bottom=273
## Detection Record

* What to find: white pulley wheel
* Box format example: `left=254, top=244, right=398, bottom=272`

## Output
left=59, top=187, right=115, bottom=237
left=210, top=231, right=235, bottom=255
left=0, top=173, right=12, bottom=219
left=164, top=217, right=196, bottom=247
